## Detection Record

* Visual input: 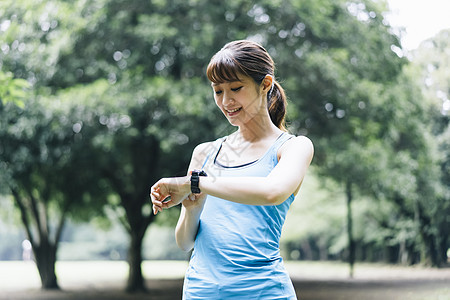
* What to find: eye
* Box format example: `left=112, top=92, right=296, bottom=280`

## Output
left=231, top=86, right=242, bottom=92
left=214, top=90, right=223, bottom=95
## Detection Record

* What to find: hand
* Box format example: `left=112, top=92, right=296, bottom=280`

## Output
left=150, top=176, right=190, bottom=215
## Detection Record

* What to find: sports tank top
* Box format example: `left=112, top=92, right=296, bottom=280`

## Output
left=183, top=132, right=297, bottom=300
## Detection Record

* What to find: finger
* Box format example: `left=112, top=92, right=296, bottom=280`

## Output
left=160, top=199, right=178, bottom=210
left=162, top=195, right=172, bottom=203
left=151, top=185, right=161, bottom=195
left=151, top=189, right=168, bottom=204
left=151, top=191, right=161, bottom=202
left=153, top=200, right=161, bottom=209
left=161, top=199, right=172, bottom=209
left=151, top=194, right=163, bottom=204
left=155, top=201, right=166, bottom=213
left=152, top=197, right=164, bottom=208
left=150, top=186, right=160, bottom=200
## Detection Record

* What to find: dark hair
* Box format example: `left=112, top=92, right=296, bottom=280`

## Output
left=206, top=40, right=287, bottom=131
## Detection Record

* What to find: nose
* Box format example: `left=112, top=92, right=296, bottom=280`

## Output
left=222, top=90, right=234, bottom=106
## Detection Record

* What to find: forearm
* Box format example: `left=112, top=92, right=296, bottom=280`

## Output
left=197, top=136, right=314, bottom=205
left=199, top=176, right=289, bottom=206
left=175, top=206, right=202, bottom=251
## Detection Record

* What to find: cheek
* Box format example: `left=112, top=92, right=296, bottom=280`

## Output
left=246, top=94, right=264, bottom=110
left=214, top=96, right=223, bottom=110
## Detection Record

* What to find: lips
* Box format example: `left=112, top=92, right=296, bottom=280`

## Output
left=225, top=107, right=242, bottom=116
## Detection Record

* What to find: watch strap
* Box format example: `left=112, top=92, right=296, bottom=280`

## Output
left=190, top=170, right=207, bottom=194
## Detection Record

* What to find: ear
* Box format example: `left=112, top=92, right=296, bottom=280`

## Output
left=261, top=74, right=273, bottom=93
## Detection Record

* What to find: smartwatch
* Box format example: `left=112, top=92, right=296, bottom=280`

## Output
left=190, top=170, right=207, bottom=194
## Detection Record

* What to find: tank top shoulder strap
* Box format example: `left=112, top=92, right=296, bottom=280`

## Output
left=271, top=132, right=295, bottom=153
left=200, top=136, right=227, bottom=169
left=265, top=132, right=295, bottom=164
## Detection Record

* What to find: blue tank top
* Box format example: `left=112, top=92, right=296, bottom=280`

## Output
left=183, top=132, right=297, bottom=300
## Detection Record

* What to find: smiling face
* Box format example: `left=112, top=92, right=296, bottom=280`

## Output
left=206, top=40, right=281, bottom=130
left=212, top=75, right=268, bottom=127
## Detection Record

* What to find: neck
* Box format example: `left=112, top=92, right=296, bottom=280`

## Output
left=235, top=114, right=281, bottom=143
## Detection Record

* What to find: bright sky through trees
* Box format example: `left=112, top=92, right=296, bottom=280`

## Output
left=386, top=0, right=450, bottom=50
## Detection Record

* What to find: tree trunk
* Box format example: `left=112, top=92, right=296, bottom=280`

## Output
left=398, top=239, right=408, bottom=265
left=346, top=181, right=355, bottom=278
left=12, top=188, right=61, bottom=290
left=437, top=223, right=449, bottom=266
left=33, top=240, right=59, bottom=289
left=415, top=200, right=440, bottom=266
left=126, top=232, right=146, bottom=292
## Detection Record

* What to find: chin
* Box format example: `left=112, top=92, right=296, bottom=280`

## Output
left=227, top=120, right=240, bottom=127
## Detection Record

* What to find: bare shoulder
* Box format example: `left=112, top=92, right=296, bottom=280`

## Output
left=278, top=135, right=314, bottom=160
left=193, top=141, right=214, bottom=156
left=294, top=135, right=314, bottom=151
left=189, top=141, right=215, bottom=170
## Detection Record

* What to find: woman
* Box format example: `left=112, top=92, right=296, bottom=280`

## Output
left=150, top=40, right=314, bottom=299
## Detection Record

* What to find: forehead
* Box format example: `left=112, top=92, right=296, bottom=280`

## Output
left=211, top=76, right=251, bottom=87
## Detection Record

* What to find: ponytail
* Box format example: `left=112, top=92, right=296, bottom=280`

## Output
left=267, top=80, right=287, bottom=131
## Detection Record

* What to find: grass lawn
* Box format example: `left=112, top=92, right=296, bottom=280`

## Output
left=0, top=260, right=449, bottom=300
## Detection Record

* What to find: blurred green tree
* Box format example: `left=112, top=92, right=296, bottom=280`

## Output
left=53, top=75, right=218, bottom=291
left=0, top=0, right=223, bottom=291
left=1, top=0, right=447, bottom=292
left=0, top=97, right=108, bottom=288
left=261, top=0, right=406, bottom=275
left=407, top=29, right=450, bottom=266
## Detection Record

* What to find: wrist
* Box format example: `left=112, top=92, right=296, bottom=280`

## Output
left=183, top=176, right=191, bottom=194
left=190, top=170, right=207, bottom=194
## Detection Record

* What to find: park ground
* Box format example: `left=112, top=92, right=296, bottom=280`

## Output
left=0, top=260, right=449, bottom=300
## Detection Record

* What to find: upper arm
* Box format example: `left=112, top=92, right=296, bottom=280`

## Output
left=267, top=136, right=314, bottom=200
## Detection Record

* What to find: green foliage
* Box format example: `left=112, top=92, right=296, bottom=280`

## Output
left=407, top=29, right=450, bottom=265
left=0, top=0, right=447, bottom=286
left=282, top=170, right=346, bottom=253
left=0, top=71, right=29, bottom=107
left=0, top=95, right=109, bottom=217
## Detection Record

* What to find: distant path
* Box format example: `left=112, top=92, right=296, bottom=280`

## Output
left=0, top=261, right=448, bottom=300
left=294, top=278, right=449, bottom=300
